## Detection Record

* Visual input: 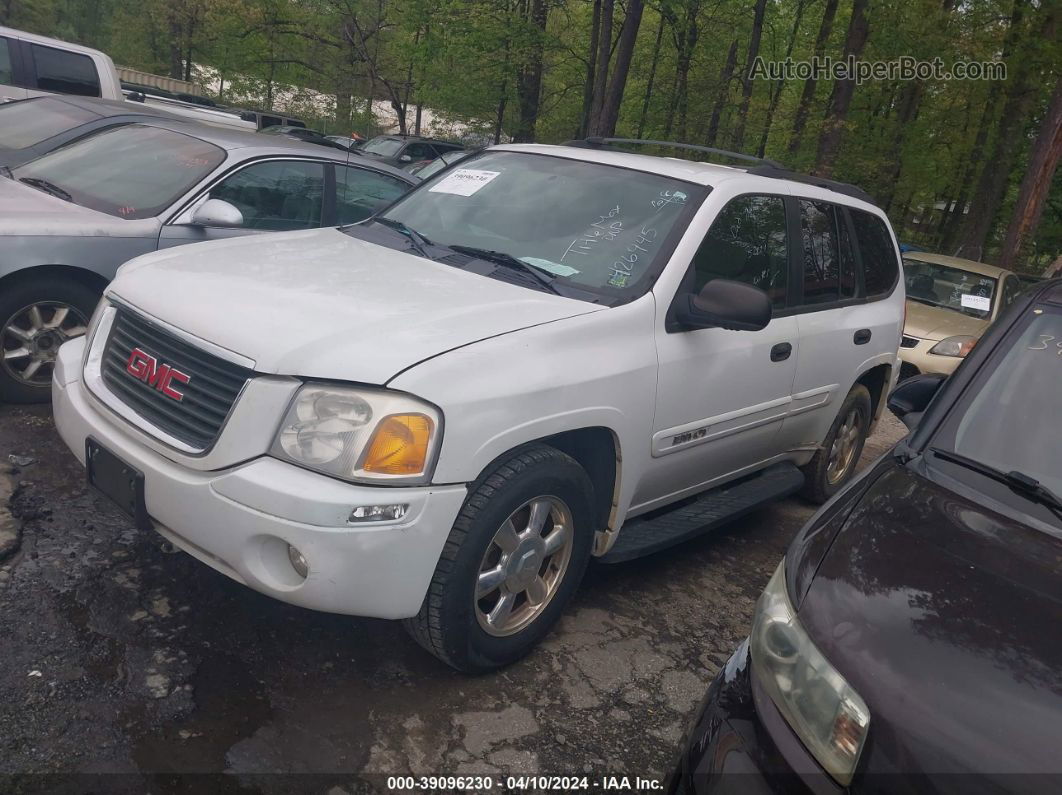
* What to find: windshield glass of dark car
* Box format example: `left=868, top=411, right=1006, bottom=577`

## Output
left=362, top=138, right=403, bottom=157
left=904, top=258, right=997, bottom=319
left=0, top=98, right=99, bottom=150
left=378, top=150, right=704, bottom=299
left=10, top=124, right=224, bottom=219
left=936, top=308, right=1062, bottom=500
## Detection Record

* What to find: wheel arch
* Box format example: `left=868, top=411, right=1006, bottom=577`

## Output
left=0, top=263, right=109, bottom=296
left=853, top=361, right=893, bottom=431
left=464, top=425, right=622, bottom=556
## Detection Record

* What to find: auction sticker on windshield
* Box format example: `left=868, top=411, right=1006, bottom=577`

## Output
left=961, top=293, right=991, bottom=312
left=428, top=168, right=500, bottom=196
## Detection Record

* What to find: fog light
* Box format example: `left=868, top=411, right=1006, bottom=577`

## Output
left=349, top=504, right=409, bottom=523
left=287, top=544, right=309, bottom=578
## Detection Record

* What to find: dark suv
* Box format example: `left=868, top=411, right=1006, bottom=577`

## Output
left=357, top=134, right=464, bottom=167
left=670, top=278, right=1062, bottom=793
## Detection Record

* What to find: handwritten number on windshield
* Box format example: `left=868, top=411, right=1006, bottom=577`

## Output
left=1028, top=335, right=1062, bottom=355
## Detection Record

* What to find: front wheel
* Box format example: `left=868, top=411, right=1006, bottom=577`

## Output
left=799, top=383, right=872, bottom=504
left=0, top=276, right=99, bottom=403
left=404, top=444, right=595, bottom=672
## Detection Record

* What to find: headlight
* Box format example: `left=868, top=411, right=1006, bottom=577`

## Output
left=750, top=562, right=870, bottom=785
left=929, top=335, right=977, bottom=357
left=270, top=383, right=441, bottom=484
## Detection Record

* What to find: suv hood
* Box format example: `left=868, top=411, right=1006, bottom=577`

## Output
left=798, top=463, right=1061, bottom=778
left=110, top=227, right=603, bottom=385
left=904, top=298, right=988, bottom=340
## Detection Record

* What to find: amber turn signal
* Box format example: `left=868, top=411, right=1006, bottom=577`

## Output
left=362, top=414, right=434, bottom=475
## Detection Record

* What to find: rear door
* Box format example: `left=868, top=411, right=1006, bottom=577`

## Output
left=0, top=35, right=27, bottom=101
left=24, top=42, right=101, bottom=98
left=778, top=201, right=901, bottom=452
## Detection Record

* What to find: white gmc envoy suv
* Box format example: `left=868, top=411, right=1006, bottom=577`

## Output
left=52, top=141, right=904, bottom=672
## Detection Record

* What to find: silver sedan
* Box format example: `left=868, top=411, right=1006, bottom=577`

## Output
left=0, top=119, right=417, bottom=402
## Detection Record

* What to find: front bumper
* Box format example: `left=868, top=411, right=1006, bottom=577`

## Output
left=897, top=337, right=963, bottom=378
left=669, top=641, right=842, bottom=795
left=52, top=338, right=467, bottom=619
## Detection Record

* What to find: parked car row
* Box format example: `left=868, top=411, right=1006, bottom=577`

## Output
left=2, top=72, right=1056, bottom=787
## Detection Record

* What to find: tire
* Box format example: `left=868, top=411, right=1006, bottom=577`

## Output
left=404, top=444, right=595, bottom=673
left=799, top=383, right=873, bottom=504
left=0, top=276, right=100, bottom=404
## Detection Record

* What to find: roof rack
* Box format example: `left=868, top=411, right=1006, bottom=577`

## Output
left=562, top=137, right=876, bottom=205
left=565, top=137, right=784, bottom=168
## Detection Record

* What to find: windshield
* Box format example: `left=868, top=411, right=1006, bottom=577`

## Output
left=10, top=124, right=224, bottom=219
left=362, top=138, right=404, bottom=157
left=0, top=98, right=99, bottom=150
left=938, top=309, right=1062, bottom=496
left=378, top=150, right=703, bottom=299
left=903, top=258, right=997, bottom=319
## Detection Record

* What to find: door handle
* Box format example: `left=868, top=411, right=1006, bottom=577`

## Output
left=770, top=342, right=793, bottom=362
left=854, top=328, right=872, bottom=345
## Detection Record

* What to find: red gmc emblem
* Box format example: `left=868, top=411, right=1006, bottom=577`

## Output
left=125, top=347, right=190, bottom=401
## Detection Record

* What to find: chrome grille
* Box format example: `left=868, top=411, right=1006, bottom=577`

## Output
left=101, top=309, right=253, bottom=449
left=900, top=335, right=919, bottom=348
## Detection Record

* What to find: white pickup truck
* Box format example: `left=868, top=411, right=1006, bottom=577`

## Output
left=53, top=141, right=905, bottom=671
left=0, top=25, right=254, bottom=130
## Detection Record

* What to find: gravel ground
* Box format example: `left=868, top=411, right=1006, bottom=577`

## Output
left=0, top=403, right=906, bottom=792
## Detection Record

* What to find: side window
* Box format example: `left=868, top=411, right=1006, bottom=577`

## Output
left=838, top=209, right=857, bottom=299
left=210, top=160, right=325, bottom=231
left=1000, top=276, right=1021, bottom=309
left=851, top=209, right=900, bottom=298
left=0, top=37, right=14, bottom=85
left=335, top=166, right=410, bottom=225
left=29, top=44, right=100, bottom=97
left=691, top=194, right=788, bottom=309
left=799, top=199, right=840, bottom=305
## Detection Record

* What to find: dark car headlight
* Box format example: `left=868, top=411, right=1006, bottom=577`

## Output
left=750, top=561, right=870, bottom=785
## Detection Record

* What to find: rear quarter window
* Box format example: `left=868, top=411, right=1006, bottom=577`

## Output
left=30, top=44, right=101, bottom=97
left=851, top=209, right=900, bottom=297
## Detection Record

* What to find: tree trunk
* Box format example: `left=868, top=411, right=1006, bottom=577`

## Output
left=514, top=0, right=549, bottom=142
left=588, top=0, right=615, bottom=135
left=813, top=0, right=870, bottom=176
left=637, top=11, right=666, bottom=139
left=999, top=76, right=1062, bottom=269
left=595, top=0, right=645, bottom=136
left=705, top=39, right=738, bottom=147
left=758, top=0, right=807, bottom=158
left=787, top=0, right=839, bottom=158
left=494, top=78, right=508, bottom=144
left=730, top=0, right=769, bottom=152
left=168, top=12, right=184, bottom=79
left=880, top=81, right=925, bottom=211
left=579, top=0, right=602, bottom=138
left=957, top=2, right=1055, bottom=259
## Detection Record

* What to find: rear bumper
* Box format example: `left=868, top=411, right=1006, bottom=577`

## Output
left=669, top=641, right=842, bottom=795
left=52, top=338, right=467, bottom=619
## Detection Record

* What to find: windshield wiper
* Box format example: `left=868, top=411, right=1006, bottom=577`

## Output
left=447, top=244, right=562, bottom=295
left=19, top=177, right=72, bottom=202
left=929, top=447, right=1062, bottom=518
left=372, top=217, right=433, bottom=259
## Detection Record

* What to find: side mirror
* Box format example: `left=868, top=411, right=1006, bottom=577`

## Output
left=190, top=198, right=243, bottom=228
left=675, top=278, right=772, bottom=331
left=887, top=373, right=947, bottom=429
left=398, top=154, right=413, bottom=163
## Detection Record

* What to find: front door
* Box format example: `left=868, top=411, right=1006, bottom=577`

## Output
left=636, top=193, right=799, bottom=512
left=158, top=159, right=327, bottom=250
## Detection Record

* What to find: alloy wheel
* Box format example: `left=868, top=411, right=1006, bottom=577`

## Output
left=1, top=302, right=88, bottom=387
left=826, top=408, right=862, bottom=485
left=475, top=496, right=574, bottom=637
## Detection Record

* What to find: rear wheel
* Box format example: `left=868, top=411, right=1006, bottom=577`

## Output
left=0, top=277, right=99, bottom=403
left=800, top=384, right=872, bottom=504
left=404, top=444, right=595, bottom=672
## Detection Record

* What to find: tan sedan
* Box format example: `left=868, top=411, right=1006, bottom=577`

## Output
left=900, top=253, right=1028, bottom=378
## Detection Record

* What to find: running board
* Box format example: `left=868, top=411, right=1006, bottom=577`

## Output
left=598, top=463, right=804, bottom=564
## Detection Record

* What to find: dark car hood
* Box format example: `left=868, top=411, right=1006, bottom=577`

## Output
left=798, top=462, right=1062, bottom=783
